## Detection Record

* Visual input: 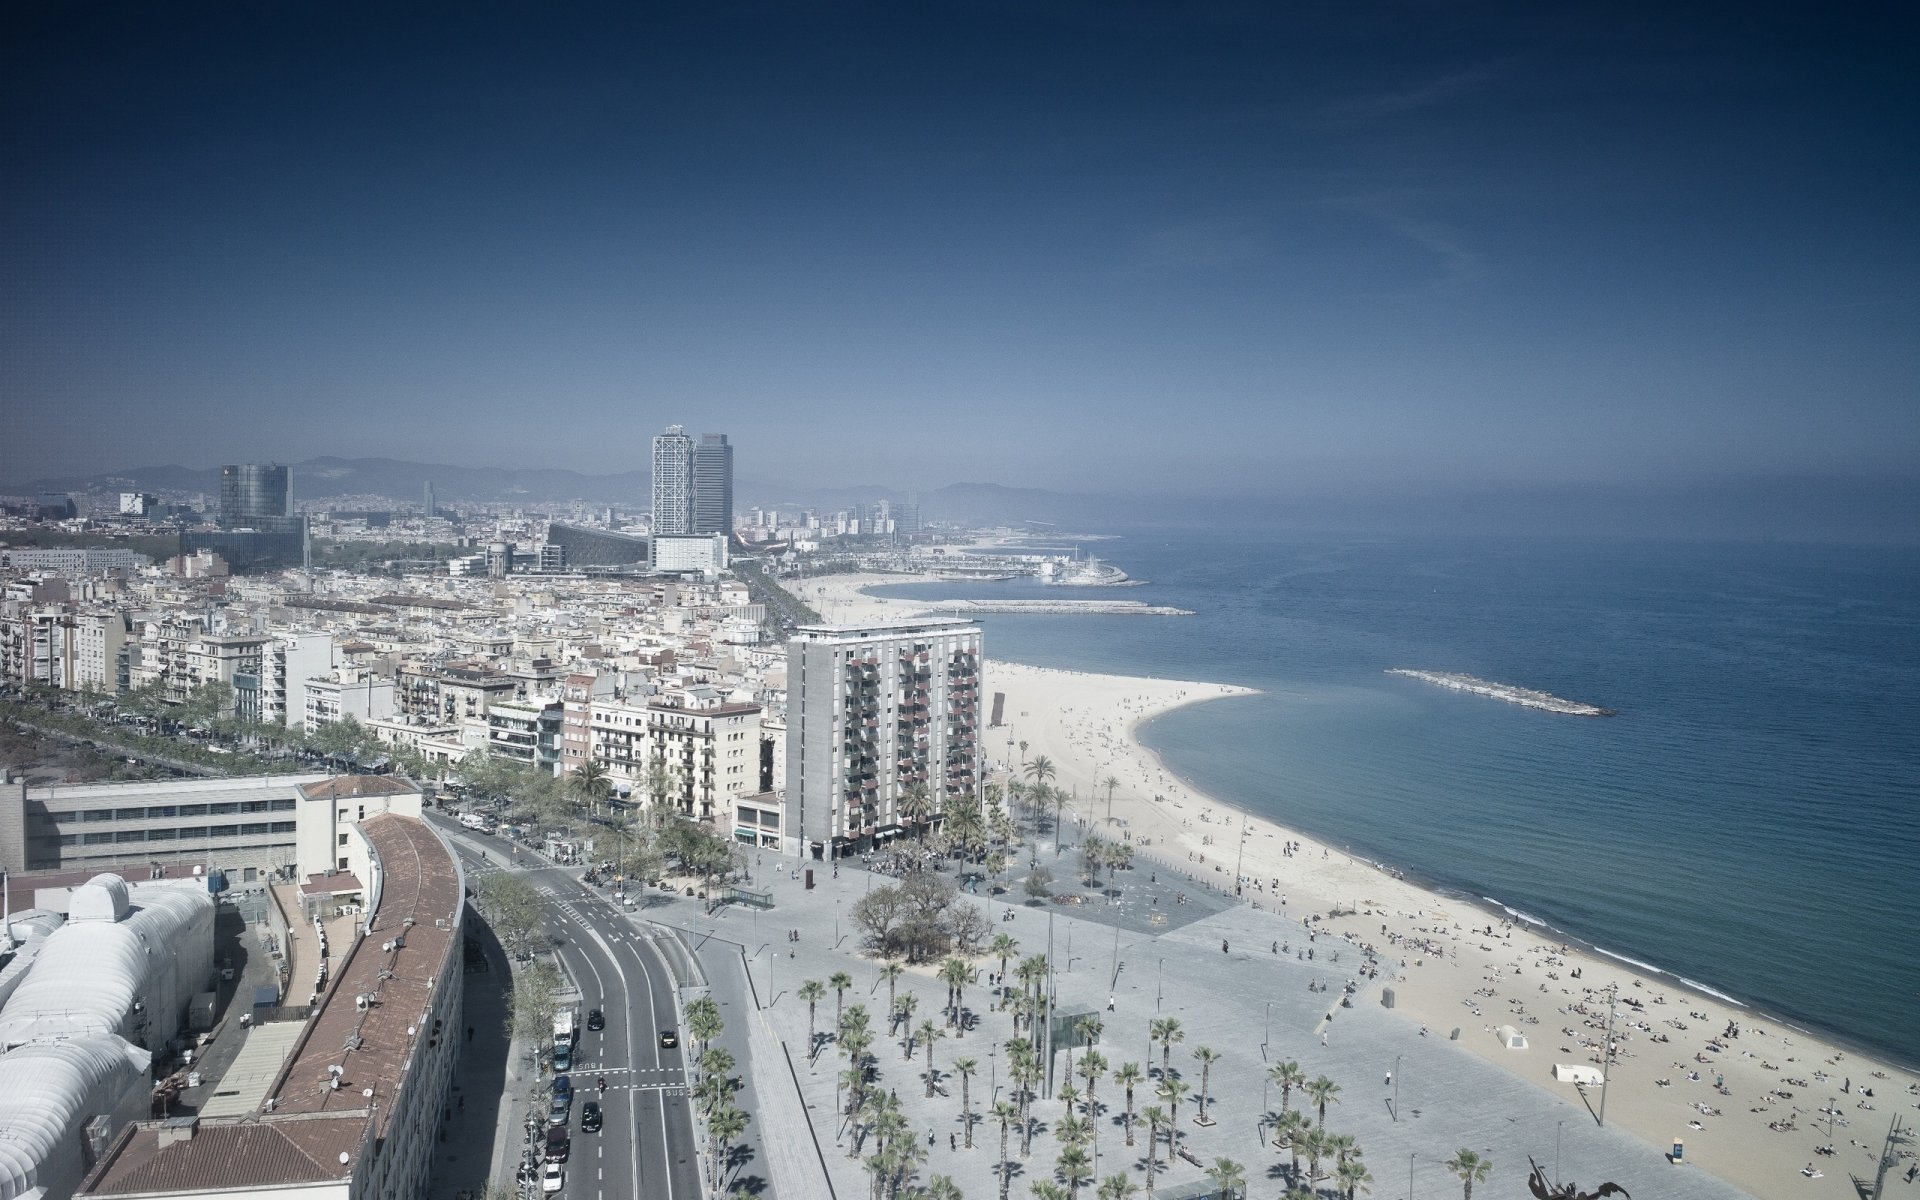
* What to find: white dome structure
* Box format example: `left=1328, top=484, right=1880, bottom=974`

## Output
left=0, top=1037, right=150, bottom=1200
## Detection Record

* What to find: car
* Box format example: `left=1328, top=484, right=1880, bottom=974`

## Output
left=552, top=1044, right=572, bottom=1072
left=580, top=1101, right=602, bottom=1132
left=658, top=1029, right=678, bottom=1049
left=542, top=1162, right=564, bottom=1194
left=552, top=1074, right=572, bottom=1100
left=586, top=1009, right=604, bottom=1032
left=544, top=1127, right=570, bottom=1162
left=548, top=1095, right=570, bottom=1126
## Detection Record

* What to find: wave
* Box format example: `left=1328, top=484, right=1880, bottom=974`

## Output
left=1387, top=668, right=1616, bottom=716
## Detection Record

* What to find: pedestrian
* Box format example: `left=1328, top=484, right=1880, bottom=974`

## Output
left=950, top=1132, right=957, bottom=1150
left=1384, top=1071, right=1392, bottom=1086
left=467, top=1025, right=475, bottom=1043
left=928, top=1130, right=936, bottom=1146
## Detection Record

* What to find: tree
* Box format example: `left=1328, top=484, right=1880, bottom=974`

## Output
left=1113, top=1061, right=1143, bottom=1146
left=1032, top=1184, right=1069, bottom=1200
left=992, top=1100, right=1019, bottom=1200
left=686, top=996, right=724, bottom=1055
left=927, top=1177, right=963, bottom=1200
left=880, top=961, right=905, bottom=1015
left=1336, top=1158, right=1375, bottom=1200
left=568, top=759, right=613, bottom=815
left=1192, top=1046, right=1221, bottom=1122
left=831, top=971, right=855, bottom=1031
left=892, top=992, right=919, bottom=1040
left=1098, top=1175, right=1137, bottom=1200
left=1207, top=1158, right=1248, bottom=1200
left=939, top=957, right=975, bottom=1034
left=1024, top=756, right=1055, bottom=789
left=1150, top=1017, right=1183, bottom=1079
left=1023, top=865, right=1054, bottom=904
left=1057, top=1145, right=1093, bottom=1200
left=917, top=1018, right=946, bottom=1095
left=954, top=1057, right=979, bottom=1148
left=1077, top=1050, right=1108, bottom=1122
left=1155, top=1078, right=1189, bottom=1137
left=643, top=758, right=682, bottom=814
left=1272, top=1109, right=1309, bottom=1181
left=472, top=872, right=545, bottom=959
left=1103, top=773, right=1121, bottom=822
left=506, top=958, right=562, bottom=1049
left=1444, top=1150, right=1492, bottom=1200
left=990, top=934, right=1019, bottom=993
left=1305, top=1075, right=1341, bottom=1127
left=799, top=979, right=827, bottom=1060
left=1270, top=1060, right=1306, bottom=1114
left=1140, top=1105, right=1167, bottom=1180
left=1302, top=1127, right=1331, bottom=1192
left=899, top=781, right=934, bottom=841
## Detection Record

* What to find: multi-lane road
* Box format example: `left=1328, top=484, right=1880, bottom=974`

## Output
left=435, top=817, right=702, bottom=1200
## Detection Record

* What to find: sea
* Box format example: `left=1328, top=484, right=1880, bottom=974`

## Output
left=870, top=532, right=1920, bottom=1067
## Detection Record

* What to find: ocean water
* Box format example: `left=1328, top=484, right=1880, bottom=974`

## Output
left=871, top=534, right=1920, bottom=1066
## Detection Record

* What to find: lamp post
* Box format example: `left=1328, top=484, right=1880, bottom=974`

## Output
left=1393, top=1053, right=1401, bottom=1121
left=1555, top=1120, right=1565, bottom=1189
left=1598, top=983, right=1618, bottom=1127
left=1409, top=1151, right=1417, bottom=1200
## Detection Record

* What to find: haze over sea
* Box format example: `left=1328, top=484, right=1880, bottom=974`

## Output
left=873, top=533, right=1920, bottom=1066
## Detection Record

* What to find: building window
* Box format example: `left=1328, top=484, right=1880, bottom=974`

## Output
left=115, top=830, right=147, bottom=843
left=208, top=825, right=238, bottom=838
left=339, top=833, right=349, bottom=846
left=81, top=832, right=115, bottom=846
left=178, top=804, right=208, bottom=817
left=114, top=807, right=146, bottom=820
left=178, top=826, right=207, bottom=839
left=209, top=802, right=240, bottom=815
left=241, top=800, right=269, bottom=813
left=81, top=809, right=115, bottom=823
left=271, top=821, right=296, bottom=834
left=151, top=805, right=178, bottom=818
left=270, top=798, right=295, bottom=812
left=149, top=828, right=177, bottom=841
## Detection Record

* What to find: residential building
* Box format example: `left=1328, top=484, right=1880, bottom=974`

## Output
left=70, top=610, right=130, bottom=694
left=586, top=690, right=762, bottom=819
left=651, top=533, right=728, bottom=574
left=786, top=619, right=983, bottom=858
left=484, top=698, right=562, bottom=774
left=119, top=492, right=157, bottom=516
left=304, top=675, right=397, bottom=733
left=0, top=546, right=149, bottom=574
left=651, top=425, right=694, bottom=535
left=692, top=433, right=733, bottom=536
left=133, top=618, right=271, bottom=714
left=395, top=662, right=517, bottom=723
left=266, top=631, right=336, bottom=727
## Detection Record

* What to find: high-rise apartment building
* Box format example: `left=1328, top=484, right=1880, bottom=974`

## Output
left=651, top=425, right=694, bottom=535
left=423, top=480, right=435, bottom=518
left=218, top=463, right=292, bottom=526
left=693, top=433, right=733, bottom=535
left=787, top=618, right=983, bottom=859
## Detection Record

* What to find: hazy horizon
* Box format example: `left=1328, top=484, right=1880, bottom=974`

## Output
left=5, top=1, right=1916, bottom=539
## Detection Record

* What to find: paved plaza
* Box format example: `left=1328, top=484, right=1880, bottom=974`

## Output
left=625, top=850, right=1764, bottom=1200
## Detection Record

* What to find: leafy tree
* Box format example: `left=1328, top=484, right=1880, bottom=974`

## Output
left=507, top=959, right=562, bottom=1050
left=473, top=872, right=545, bottom=958
left=1023, top=866, right=1054, bottom=903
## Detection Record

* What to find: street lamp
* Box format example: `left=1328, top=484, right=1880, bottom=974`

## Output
left=1393, top=1053, right=1401, bottom=1122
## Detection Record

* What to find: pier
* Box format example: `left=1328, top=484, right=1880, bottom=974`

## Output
left=921, top=598, right=1194, bottom=616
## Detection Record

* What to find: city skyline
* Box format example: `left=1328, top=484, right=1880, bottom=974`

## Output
left=5, top=1, right=1916, bottom=541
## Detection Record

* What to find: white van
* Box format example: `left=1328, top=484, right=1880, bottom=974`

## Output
left=458, top=812, right=495, bottom=833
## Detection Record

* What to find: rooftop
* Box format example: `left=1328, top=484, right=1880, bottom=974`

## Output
left=296, top=775, right=418, bottom=802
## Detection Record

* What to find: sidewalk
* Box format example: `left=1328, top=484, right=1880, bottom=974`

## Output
left=429, top=912, right=522, bottom=1199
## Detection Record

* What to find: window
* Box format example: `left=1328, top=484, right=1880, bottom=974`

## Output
left=177, top=826, right=207, bottom=839
left=81, top=809, right=114, bottom=823
left=270, top=821, right=296, bottom=834
left=270, top=798, right=295, bottom=812
left=178, top=804, right=208, bottom=817
left=115, top=830, right=147, bottom=843
left=209, top=802, right=239, bottom=815
left=81, top=832, right=115, bottom=845
left=240, top=800, right=269, bottom=813
left=208, top=825, right=238, bottom=838
left=338, top=857, right=349, bottom=870
left=149, top=828, right=177, bottom=841
left=339, top=833, right=349, bottom=846
left=115, top=807, right=146, bottom=820
left=58, top=834, right=78, bottom=847
left=151, top=806, right=178, bottom=818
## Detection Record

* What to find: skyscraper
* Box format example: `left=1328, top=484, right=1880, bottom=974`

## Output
left=693, top=433, right=733, bottom=536
left=651, top=425, right=693, bottom=535
left=218, top=463, right=292, bottom=527
left=423, top=480, right=435, bottom=518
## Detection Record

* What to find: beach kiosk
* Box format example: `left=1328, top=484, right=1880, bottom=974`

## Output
left=1553, top=1064, right=1603, bottom=1085
left=1496, top=1024, right=1529, bottom=1051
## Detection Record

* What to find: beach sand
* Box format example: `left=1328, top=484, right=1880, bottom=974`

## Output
left=806, top=572, right=1920, bottom=1199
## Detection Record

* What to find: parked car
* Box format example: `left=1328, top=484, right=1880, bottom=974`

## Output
left=552, top=1074, right=572, bottom=1100
left=548, top=1094, right=570, bottom=1126
left=542, top=1163, right=564, bottom=1193
left=581, top=1101, right=602, bottom=1133
left=544, top=1126, right=570, bottom=1162
left=552, top=1044, right=572, bottom=1072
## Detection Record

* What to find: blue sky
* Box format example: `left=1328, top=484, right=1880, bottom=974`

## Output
left=3, top=1, right=1916, bottom=528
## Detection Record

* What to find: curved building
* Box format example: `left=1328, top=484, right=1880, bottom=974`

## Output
left=218, top=464, right=292, bottom=526
left=0, top=1038, right=152, bottom=1200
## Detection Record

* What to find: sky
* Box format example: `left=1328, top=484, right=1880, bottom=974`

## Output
left=3, top=1, right=1917, bottom=533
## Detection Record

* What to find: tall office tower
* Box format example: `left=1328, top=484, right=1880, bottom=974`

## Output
left=423, top=480, right=435, bottom=518
left=693, top=433, right=733, bottom=536
left=651, top=425, right=694, bottom=535
left=787, top=618, right=983, bottom=859
left=218, top=463, right=292, bottom=526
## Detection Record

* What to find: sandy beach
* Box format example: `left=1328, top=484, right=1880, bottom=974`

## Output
left=805, top=572, right=1920, bottom=1200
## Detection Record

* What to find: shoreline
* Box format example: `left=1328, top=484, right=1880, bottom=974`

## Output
left=801, top=571, right=1920, bottom=1198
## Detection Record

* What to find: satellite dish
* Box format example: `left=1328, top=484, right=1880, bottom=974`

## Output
left=338, top=1152, right=350, bottom=1166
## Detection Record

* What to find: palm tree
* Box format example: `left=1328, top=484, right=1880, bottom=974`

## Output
left=1112, top=1061, right=1143, bottom=1146
left=568, top=758, right=613, bottom=814
left=1014, top=1059, right=1042, bottom=1157
left=899, top=781, right=933, bottom=841
left=1077, top=1050, right=1108, bottom=1120
left=1191, top=1046, right=1221, bottom=1123
left=1302, top=1127, right=1331, bottom=1193
left=686, top=996, right=724, bottom=1056
left=1139, top=1105, right=1167, bottom=1178
left=992, top=1100, right=1019, bottom=1200
left=927, top=1177, right=963, bottom=1200
left=1207, top=1158, right=1248, bottom=1200
left=1336, top=1158, right=1375, bottom=1200
left=1305, top=1074, right=1341, bottom=1127
left=1097, top=1175, right=1138, bottom=1200
left=1057, top=1081, right=1081, bottom=1121
left=954, top=1057, right=979, bottom=1148
left=1057, top=1145, right=1093, bottom=1200
left=1150, top=1017, right=1183, bottom=1078
left=1032, top=1184, right=1070, bottom=1200
left=880, top=961, right=905, bottom=1014
left=893, top=991, right=919, bottom=1039
left=1444, top=1149, right=1492, bottom=1200
left=918, top=1018, right=946, bottom=1095
left=1270, top=1061, right=1306, bottom=1114
left=831, top=970, right=854, bottom=1031
left=1102, top=773, right=1121, bottom=822
left=706, top=1103, right=749, bottom=1193
left=1328, top=1132, right=1359, bottom=1171
left=939, top=957, right=975, bottom=1034
left=1273, top=1109, right=1308, bottom=1183
left=1156, top=1077, right=1189, bottom=1136
left=799, top=979, right=827, bottom=1059
left=991, top=934, right=1020, bottom=994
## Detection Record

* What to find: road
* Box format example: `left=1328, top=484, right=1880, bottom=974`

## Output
left=435, top=818, right=703, bottom=1200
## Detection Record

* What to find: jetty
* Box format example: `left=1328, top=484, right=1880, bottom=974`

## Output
left=925, top=599, right=1193, bottom=616
left=1386, top=668, right=1616, bottom=716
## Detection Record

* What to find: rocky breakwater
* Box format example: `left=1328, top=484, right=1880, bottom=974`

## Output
left=930, top=599, right=1194, bottom=616
left=1386, top=668, right=1617, bottom=716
